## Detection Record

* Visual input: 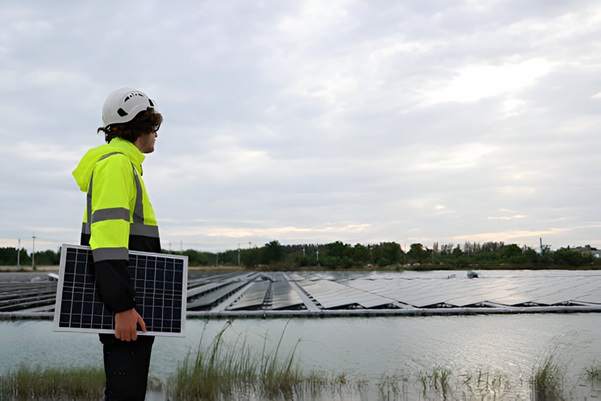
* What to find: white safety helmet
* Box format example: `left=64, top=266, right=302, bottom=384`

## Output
left=101, top=87, right=158, bottom=128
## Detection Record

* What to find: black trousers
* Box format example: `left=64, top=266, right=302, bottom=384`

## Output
left=99, top=334, right=155, bottom=401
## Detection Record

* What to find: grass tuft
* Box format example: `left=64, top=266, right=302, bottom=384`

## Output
left=0, top=364, right=104, bottom=400
left=168, top=320, right=330, bottom=400
left=584, top=361, right=601, bottom=381
left=417, top=366, right=453, bottom=398
left=531, top=353, right=566, bottom=401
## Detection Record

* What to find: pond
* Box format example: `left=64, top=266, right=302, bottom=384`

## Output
left=2, top=312, right=601, bottom=400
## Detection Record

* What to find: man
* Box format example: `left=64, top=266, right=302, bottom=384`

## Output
left=72, top=87, right=163, bottom=400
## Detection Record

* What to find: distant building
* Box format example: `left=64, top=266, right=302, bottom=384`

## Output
left=573, top=245, right=601, bottom=258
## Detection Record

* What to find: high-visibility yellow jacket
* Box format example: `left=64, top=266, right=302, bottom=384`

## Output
left=73, top=137, right=161, bottom=312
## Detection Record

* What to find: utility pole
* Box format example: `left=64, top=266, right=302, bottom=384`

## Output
left=32, top=235, right=36, bottom=270
left=17, top=238, right=21, bottom=268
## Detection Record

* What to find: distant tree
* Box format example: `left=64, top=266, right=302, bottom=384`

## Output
left=407, top=243, right=429, bottom=263
left=482, top=242, right=504, bottom=253
left=34, top=249, right=61, bottom=265
left=261, top=240, right=285, bottom=264
left=325, top=241, right=351, bottom=259
left=452, top=245, right=463, bottom=257
left=523, top=247, right=540, bottom=264
left=378, top=242, right=403, bottom=265
left=218, top=249, right=239, bottom=265
left=553, top=247, right=592, bottom=266
left=0, top=247, right=20, bottom=265
left=241, top=247, right=261, bottom=267
left=440, top=243, right=454, bottom=255
left=498, top=244, right=522, bottom=260
left=351, top=244, right=371, bottom=265
left=295, top=254, right=318, bottom=267
left=0, top=247, right=52, bottom=266
left=180, top=249, right=213, bottom=266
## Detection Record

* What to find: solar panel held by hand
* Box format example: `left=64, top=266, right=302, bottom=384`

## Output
left=53, top=245, right=188, bottom=337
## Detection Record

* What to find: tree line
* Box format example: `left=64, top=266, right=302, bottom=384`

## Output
left=169, top=240, right=599, bottom=269
left=0, top=247, right=60, bottom=267
left=0, top=241, right=598, bottom=269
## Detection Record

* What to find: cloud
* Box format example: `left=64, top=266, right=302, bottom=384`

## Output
left=412, top=143, right=497, bottom=171
left=419, top=58, right=555, bottom=106
left=1, top=0, right=600, bottom=253
left=453, top=228, right=573, bottom=244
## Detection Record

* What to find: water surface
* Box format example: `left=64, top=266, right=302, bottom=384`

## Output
left=2, top=270, right=601, bottom=399
left=2, top=313, right=600, bottom=399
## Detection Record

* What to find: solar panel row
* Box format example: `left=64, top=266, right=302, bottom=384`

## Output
left=45, top=259, right=601, bottom=323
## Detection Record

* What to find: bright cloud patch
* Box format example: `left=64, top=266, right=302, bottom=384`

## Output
left=421, top=58, right=555, bottom=105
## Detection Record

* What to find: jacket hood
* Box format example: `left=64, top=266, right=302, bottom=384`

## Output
left=72, top=137, right=145, bottom=192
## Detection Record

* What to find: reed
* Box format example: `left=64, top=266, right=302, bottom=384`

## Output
left=376, top=369, right=410, bottom=400
left=417, top=366, right=453, bottom=398
left=168, top=320, right=329, bottom=400
left=531, top=353, right=566, bottom=400
left=0, top=364, right=104, bottom=400
left=458, top=367, right=513, bottom=399
left=584, top=361, right=601, bottom=381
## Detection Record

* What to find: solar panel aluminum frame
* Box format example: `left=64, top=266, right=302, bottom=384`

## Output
left=53, top=244, right=188, bottom=337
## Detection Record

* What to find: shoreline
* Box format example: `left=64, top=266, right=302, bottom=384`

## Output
left=0, top=265, right=244, bottom=273
left=0, top=265, right=58, bottom=272
left=1, top=263, right=599, bottom=273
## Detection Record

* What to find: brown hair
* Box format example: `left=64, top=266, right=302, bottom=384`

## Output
left=97, top=109, right=163, bottom=143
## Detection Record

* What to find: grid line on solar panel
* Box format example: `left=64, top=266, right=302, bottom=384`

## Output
left=53, top=245, right=187, bottom=337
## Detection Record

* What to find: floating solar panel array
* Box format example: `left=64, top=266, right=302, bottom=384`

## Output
left=185, top=270, right=601, bottom=317
left=1, top=268, right=601, bottom=320
left=186, top=273, right=305, bottom=313
left=0, top=281, right=57, bottom=313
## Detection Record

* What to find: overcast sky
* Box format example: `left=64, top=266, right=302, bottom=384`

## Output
left=2, top=0, right=600, bottom=254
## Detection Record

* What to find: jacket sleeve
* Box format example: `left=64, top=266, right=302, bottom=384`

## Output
left=88, top=154, right=136, bottom=312
left=93, top=260, right=136, bottom=312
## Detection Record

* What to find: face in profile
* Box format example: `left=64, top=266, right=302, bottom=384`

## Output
left=135, top=131, right=158, bottom=154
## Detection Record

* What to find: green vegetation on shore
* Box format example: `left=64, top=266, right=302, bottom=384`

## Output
left=165, top=240, right=601, bottom=270
left=0, top=365, right=104, bottom=400
left=1, top=240, right=599, bottom=270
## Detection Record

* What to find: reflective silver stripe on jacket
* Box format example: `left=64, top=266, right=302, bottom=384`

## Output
left=92, top=208, right=130, bottom=223
left=82, top=209, right=130, bottom=235
left=130, top=223, right=160, bottom=237
left=132, top=167, right=144, bottom=225
left=92, top=247, right=129, bottom=262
